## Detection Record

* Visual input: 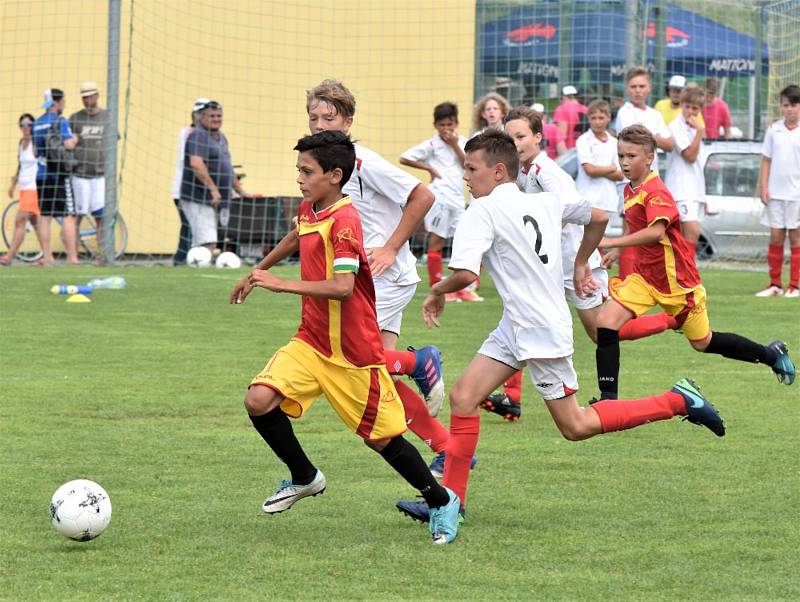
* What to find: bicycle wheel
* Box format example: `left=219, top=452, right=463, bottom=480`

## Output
left=1, top=200, right=44, bottom=262
left=79, top=212, right=128, bottom=260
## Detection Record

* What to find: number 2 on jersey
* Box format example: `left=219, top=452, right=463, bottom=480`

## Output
left=522, top=215, right=548, bottom=264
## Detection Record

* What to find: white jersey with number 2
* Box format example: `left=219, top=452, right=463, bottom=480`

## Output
left=449, top=182, right=592, bottom=359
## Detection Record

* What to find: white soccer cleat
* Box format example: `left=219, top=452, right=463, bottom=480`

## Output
left=261, top=470, right=326, bottom=514
left=783, top=287, right=799, bottom=299
left=755, top=285, right=784, bottom=297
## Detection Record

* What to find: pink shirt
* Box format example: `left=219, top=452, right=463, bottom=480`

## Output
left=553, top=101, right=587, bottom=148
left=543, top=122, right=565, bottom=159
left=701, top=98, right=731, bottom=139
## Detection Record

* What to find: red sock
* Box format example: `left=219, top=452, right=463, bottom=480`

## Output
left=768, top=243, right=784, bottom=288
left=619, top=247, right=636, bottom=279
left=503, top=371, right=522, bottom=402
left=384, top=349, right=416, bottom=376
left=394, top=380, right=449, bottom=453
left=618, top=313, right=678, bottom=341
left=591, top=391, right=686, bottom=433
left=427, top=250, right=443, bottom=286
left=442, top=413, right=480, bottom=506
left=790, top=246, right=800, bottom=289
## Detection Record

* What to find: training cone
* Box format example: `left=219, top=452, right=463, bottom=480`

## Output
left=66, top=294, right=92, bottom=303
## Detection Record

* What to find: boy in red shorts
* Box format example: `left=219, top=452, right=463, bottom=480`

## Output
left=593, top=124, right=795, bottom=402
left=230, top=131, right=458, bottom=544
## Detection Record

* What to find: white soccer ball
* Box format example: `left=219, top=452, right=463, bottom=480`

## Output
left=187, top=246, right=213, bottom=268
left=215, top=251, right=242, bottom=269
left=50, top=479, right=112, bottom=541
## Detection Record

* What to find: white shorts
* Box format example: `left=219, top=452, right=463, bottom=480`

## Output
left=374, top=279, right=417, bottom=336
left=760, top=199, right=800, bottom=229
left=71, top=176, right=105, bottom=216
left=424, top=201, right=464, bottom=239
left=564, top=266, right=608, bottom=311
left=478, top=319, right=579, bottom=401
left=180, top=200, right=217, bottom=246
left=676, top=199, right=704, bottom=223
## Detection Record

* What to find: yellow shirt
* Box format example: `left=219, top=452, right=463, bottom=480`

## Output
left=654, top=98, right=705, bottom=127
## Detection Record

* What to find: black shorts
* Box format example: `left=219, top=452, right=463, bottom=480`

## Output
left=38, top=175, right=76, bottom=217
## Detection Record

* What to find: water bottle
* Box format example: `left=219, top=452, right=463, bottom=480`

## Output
left=51, top=285, right=93, bottom=295
left=87, top=276, right=126, bottom=289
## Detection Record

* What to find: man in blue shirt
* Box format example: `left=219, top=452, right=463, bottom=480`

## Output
left=33, top=88, right=81, bottom=264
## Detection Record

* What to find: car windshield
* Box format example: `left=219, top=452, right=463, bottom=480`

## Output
left=704, top=153, right=761, bottom=198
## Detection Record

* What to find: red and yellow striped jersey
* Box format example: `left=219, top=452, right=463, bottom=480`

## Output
left=623, top=172, right=702, bottom=294
left=293, top=197, right=385, bottom=368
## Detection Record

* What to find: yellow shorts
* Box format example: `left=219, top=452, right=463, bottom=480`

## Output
left=250, top=339, right=407, bottom=441
left=609, top=274, right=710, bottom=342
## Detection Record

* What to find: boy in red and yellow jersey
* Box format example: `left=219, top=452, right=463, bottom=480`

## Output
left=593, top=124, right=795, bottom=403
left=230, top=131, right=458, bottom=543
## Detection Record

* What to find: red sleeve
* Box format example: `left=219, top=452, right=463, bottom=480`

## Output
left=644, top=189, right=678, bottom=228
left=330, top=212, right=363, bottom=262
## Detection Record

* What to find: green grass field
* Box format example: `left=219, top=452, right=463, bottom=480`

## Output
left=1, top=265, right=797, bottom=601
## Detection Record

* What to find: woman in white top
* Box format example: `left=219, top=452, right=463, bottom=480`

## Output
left=1, top=113, right=51, bottom=265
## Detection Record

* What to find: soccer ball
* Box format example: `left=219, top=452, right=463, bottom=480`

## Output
left=49, top=479, right=112, bottom=541
left=215, top=251, right=242, bottom=269
left=187, top=246, right=212, bottom=268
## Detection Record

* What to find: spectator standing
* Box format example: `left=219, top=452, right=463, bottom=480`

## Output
left=654, top=75, right=706, bottom=128
left=180, top=100, right=250, bottom=251
left=472, top=92, right=511, bottom=135
left=701, top=77, right=732, bottom=140
left=0, top=113, right=50, bottom=265
left=757, top=84, right=800, bottom=298
left=32, top=88, right=80, bottom=264
left=171, top=98, right=207, bottom=264
left=576, top=99, right=624, bottom=216
left=69, top=81, right=109, bottom=264
left=532, top=102, right=566, bottom=159
left=553, top=85, right=587, bottom=149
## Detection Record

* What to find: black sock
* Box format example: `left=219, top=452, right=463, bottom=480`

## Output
left=596, top=327, right=620, bottom=400
left=704, top=332, right=772, bottom=365
left=249, top=408, right=317, bottom=485
left=379, top=437, right=449, bottom=508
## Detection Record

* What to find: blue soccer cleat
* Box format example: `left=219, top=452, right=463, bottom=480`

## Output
left=672, top=378, right=725, bottom=437
left=396, top=498, right=466, bottom=524
left=767, top=341, right=795, bottom=385
left=409, top=346, right=445, bottom=416
left=429, top=451, right=477, bottom=479
left=428, top=488, right=461, bottom=545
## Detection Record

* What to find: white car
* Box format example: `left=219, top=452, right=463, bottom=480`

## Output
left=556, top=140, right=770, bottom=260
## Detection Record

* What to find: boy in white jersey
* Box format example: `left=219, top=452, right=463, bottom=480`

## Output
left=481, top=107, right=677, bottom=421
left=400, top=102, right=471, bottom=300
left=614, top=67, right=674, bottom=157
left=576, top=99, right=624, bottom=216
left=396, top=130, right=724, bottom=544
left=757, top=84, right=800, bottom=298
left=664, top=86, right=707, bottom=258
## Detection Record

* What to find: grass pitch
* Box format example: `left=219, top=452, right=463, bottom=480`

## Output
left=1, top=265, right=798, bottom=601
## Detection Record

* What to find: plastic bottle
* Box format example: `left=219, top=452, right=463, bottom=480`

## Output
left=87, top=276, right=126, bottom=289
left=51, top=285, right=93, bottom=295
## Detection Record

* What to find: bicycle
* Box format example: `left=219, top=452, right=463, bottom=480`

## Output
left=1, top=199, right=128, bottom=262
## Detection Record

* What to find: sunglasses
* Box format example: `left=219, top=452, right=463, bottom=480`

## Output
left=201, top=101, right=222, bottom=111
left=19, top=122, right=33, bottom=128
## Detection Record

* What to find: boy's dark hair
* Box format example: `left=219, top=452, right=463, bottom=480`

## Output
left=464, top=129, right=519, bottom=177
left=504, top=105, right=543, bottom=136
left=779, top=84, right=800, bottom=105
left=433, top=102, right=458, bottom=123
left=294, top=131, right=356, bottom=185
left=626, top=66, right=650, bottom=83
left=306, top=79, right=356, bottom=118
left=586, top=99, right=611, bottom=117
left=617, top=124, right=656, bottom=155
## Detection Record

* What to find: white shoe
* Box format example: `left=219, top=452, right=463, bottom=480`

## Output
left=755, top=285, right=784, bottom=297
left=784, top=287, right=800, bottom=298
left=262, top=470, right=326, bottom=514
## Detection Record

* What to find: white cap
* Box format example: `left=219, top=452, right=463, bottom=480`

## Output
left=192, top=97, right=211, bottom=112
left=562, top=85, right=578, bottom=96
left=668, top=75, right=687, bottom=89
left=530, top=103, right=545, bottom=114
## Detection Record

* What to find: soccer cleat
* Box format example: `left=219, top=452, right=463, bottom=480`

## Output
left=428, top=487, right=461, bottom=544
left=456, top=289, right=484, bottom=302
left=444, top=292, right=462, bottom=303
left=428, top=451, right=477, bottom=479
left=672, top=378, right=725, bottom=437
left=261, top=469, right=326, bottom=514
left=409, top=345, right=445, bottom=416
left=396, top=498, right=465, bottom=524
left=767, top=341, right=795, bottom=385
left=481, top=393, right=522, bottom=422
left=784, top=287, right=800, bottom=299
left=755, top=285, right=784, bottom=297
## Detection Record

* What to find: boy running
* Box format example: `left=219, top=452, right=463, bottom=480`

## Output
left=593, top=124, right=796, bottom=402
left=231, top=131, right=459, bottom=543
left=396, top=130, right=725, bottom=543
